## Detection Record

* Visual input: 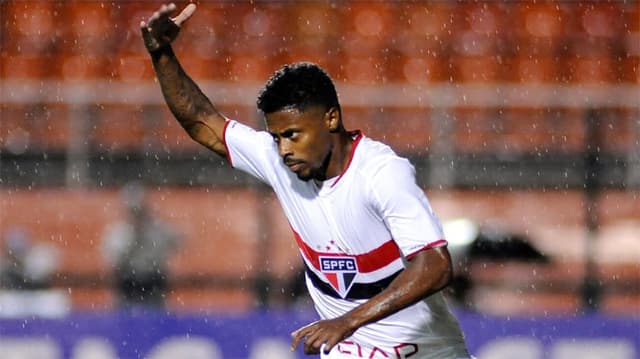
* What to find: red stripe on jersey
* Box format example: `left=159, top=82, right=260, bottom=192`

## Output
left=291, top=228, right=402, bottom=273
left=222, top=120, right=233, bottom=165
left=405, top=239, right=448, bottom=260
left=330, top=131, right=363, bottom=188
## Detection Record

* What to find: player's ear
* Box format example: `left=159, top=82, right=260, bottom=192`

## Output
left=325, top=107, right=341, bottom=133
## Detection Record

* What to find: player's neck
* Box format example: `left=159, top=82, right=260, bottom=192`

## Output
left=324, top=132, right=355, bottom=180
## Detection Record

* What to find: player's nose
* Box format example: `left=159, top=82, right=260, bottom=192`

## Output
left=278, top=140, right=293, bottom=158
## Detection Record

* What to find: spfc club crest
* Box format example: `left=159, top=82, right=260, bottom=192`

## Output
left=319, top=256, right=358, bottom=298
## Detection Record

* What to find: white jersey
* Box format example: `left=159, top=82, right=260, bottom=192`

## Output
left=224, top=120, right=470, bottom=359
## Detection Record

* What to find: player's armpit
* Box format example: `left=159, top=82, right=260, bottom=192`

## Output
left=183, top=116, right=228, bottom=157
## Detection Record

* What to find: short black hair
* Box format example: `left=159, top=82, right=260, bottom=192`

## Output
left=257, top=62, right=340, bottom=114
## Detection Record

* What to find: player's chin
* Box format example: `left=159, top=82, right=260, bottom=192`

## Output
left=295, top=170, right=313, bottom=181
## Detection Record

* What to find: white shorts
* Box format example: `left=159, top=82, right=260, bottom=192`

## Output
left=320, top=341, right=473, bottom=359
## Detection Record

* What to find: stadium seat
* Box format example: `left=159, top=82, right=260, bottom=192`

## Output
left=62, top=1, right=116, bottom=56
left=452, top=108, right=499, bottom=153
left=0, top=54, right=50, bottom=79
left=450, top=53, right=501, bottom=83
left=0, top=104, right=71, bottom=151
left=595, top=110, right=636, bottom=153
left=337, top=53, right=387, bottom=85
left=508, top=55, right=560, bottom=83
left=500, top=108, right=576, bottom=154
left=226, top=50, right=274, bottom=83
left=57, top=55, right=107, bottom=81
left=339, top=2, right=394, bottom=53
left=578, top=3, right=622, bottom=39
left=374, top=108, right=434, bottom=155
left=515, top=3, right=566, bottom=40
left=292, top=2, right=340, bottom=39
left=386, top=50, right=447, bottom=84
left=152, top=188, right=262, bottom=279
left=89, top=104, right=147, bottom=151
left=569, top=54, right=616, bottom=84
left=620, top=55, right=639, bottom=83
left=395, top=2, right=457, bottom=41
left=144, top=106, right=201, bottom=152
left=1, top=0, right=60, bottom=56
left=281, top=39, right=338, bottom=78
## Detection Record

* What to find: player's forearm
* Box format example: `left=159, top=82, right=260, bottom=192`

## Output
left=343, top=248, right=452, bottom=330
left=150, top=47, right=225, bottom=147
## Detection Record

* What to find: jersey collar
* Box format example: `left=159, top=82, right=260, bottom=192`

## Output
left=328, top=130, right=363, bottom=188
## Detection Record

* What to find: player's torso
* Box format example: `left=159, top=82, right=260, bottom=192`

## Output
left=270, top=140, right=406, bottom=300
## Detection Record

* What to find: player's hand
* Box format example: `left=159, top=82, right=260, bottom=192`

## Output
left=290, top=317, right=357, bottom=355
left=140, top=3, right=196, bottom=53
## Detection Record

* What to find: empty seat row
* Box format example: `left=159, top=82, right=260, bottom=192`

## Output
left=1, top=187, right=637, bottom=312
left=3, top=104, right=636, bottom=154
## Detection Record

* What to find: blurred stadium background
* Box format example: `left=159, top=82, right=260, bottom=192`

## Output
left=0, top=1, right=638, bottom=358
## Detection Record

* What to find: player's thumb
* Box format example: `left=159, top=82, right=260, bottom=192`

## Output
left=172, top=3, right=196, bottom=27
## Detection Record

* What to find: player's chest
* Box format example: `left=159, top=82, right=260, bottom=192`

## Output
left=281, top=184, right=386, bottom=254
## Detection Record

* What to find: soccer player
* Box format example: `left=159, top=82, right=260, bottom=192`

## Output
left=141, top=3, right=472, bottom=358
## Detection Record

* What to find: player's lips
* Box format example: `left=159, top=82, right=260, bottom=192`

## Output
left=285, top=159, right=305, bottom=172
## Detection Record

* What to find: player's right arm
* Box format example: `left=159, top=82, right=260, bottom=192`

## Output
left=140, top=3, right=228, bottom=158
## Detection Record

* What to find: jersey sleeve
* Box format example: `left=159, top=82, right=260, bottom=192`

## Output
left=223, top=120, right=279, bottom=185
left=368, top=157, right=447, bottom=259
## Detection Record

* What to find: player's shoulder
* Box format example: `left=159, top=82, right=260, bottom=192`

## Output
left=356, top=136, right=413, bottom=177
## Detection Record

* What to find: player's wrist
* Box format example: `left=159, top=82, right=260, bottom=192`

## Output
left=148, top=44, right=175, bottom=61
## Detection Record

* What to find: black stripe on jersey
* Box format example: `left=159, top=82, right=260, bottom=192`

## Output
left=304, top=264, right=403, bottom=300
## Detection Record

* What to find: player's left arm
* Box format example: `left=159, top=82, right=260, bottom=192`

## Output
left=291, top=157, right=453, bottom=355
left=291, top=247, right=452, bottom=355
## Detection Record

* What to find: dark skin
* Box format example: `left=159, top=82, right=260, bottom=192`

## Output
left=141, top=3, right=454, bottom=355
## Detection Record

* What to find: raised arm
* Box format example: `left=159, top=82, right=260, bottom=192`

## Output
left=140, top=3, right=228, bottom=158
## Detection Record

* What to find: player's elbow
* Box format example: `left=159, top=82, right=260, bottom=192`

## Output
left=439, top=263, right=454, bottom=290
left=431, top=248, right=454, bottom=292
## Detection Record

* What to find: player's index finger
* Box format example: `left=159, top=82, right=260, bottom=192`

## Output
left=290, top=327, right=308, bottom=351
left=173, top=3, right=196, bottom=27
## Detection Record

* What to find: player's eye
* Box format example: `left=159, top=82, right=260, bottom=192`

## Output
left=282, top=130, right=298, bottom=140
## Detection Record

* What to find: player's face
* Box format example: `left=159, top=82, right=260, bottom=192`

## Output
left=265, top=106, right=334, bottom=181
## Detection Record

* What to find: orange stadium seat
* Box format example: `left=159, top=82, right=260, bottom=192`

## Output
left=226, top=50, right=274, bottom=83
left=563, top=51, right=616, bottom=84
left=395, top=2, right=457, bottom=43
left=281, top=38, right=339, bottom=78
left=0, top=104, right=71, bottom=151
left=62, top=2, right=117, bottom=56
left=57, top=54, right=108, bottom=81
left=0, top=54, right=51, bottom=79
left=516, top=3, right=567, bottom=39
left=621, top=55, right=639, bottom=84
left=292, top=2, right=341, bottom=40
left=89, top=104, right=146, bottom=151
left=511, top=3, right=567, bottom=58
left=457, top=3, right=508, bottom=35
left=144, top=106, right=202, bottom=152
left=0, top=187, right=270, bottom=310
left=0, top=1, right=62, bottom=56
left=377, top=108, right=434, bottom=155
left=337, top=53, right=387, bottom=85
left=452, top=54, right=502, bottom=83
left=548, top=109, right=587, bottom=153
left=502, top=109, right=554, bottom=153
left=506, top=55, right=561, bottom=83
left=151, top=188, right=262, bottom=279
left=0, top=189, right=119, bottom=276
left=385, top=43, right=448, bottom=84
left=112, top=51, right=155, bottom=82
left=452, top=109, right=498, bottom=153
left=596, top=109, right=637, bottom=154
left=339, top=2, right=394, bottom=55
left=578, top=3, right=623, bottom=39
